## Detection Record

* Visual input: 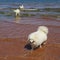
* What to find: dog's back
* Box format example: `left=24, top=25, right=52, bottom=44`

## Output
left=28, top=26, right=48, bottom=48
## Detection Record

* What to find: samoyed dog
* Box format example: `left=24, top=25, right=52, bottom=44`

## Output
left=28, top=26, right=48, bottom=50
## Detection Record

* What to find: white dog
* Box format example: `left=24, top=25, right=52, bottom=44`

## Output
left=13, top=9, right=20, bottom=16
left=28, top=26, right=48, bottom=50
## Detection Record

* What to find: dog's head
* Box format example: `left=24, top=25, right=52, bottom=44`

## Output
left=37, top=26, right=48, bottom=34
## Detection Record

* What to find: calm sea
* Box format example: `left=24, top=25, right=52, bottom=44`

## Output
left=0, top=0, right=60, bottom=22
left=0, top=0, right=60, bottom=3
left=0, top=0, right=60, bottom=9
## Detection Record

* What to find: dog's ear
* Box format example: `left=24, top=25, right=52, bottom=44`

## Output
left=27, top=40, right=30, bottom=44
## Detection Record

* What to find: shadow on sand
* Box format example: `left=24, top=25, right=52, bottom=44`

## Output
left=24, top=43, right=40, bottom=50
left=24, top=43, right=32, bottom=50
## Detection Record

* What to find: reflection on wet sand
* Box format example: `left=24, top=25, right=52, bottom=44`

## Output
left=14, top=16, right=21, bottom=23
left=57, top=16, right=60, bottom=20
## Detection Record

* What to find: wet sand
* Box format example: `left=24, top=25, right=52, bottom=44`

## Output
left=0, top=17, right=60, bottom=60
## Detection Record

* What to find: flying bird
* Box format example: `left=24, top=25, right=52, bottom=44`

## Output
left=19, top=5, right=24, bottom=10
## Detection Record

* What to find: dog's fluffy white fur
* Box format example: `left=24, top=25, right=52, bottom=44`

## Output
left=28, top=26, right=48, bottom=49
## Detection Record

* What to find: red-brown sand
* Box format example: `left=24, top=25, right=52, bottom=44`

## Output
left=0, top=16, right=60, bottom=60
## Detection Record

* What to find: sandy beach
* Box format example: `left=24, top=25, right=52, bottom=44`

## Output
left=0, top=16, right=60, bottom=60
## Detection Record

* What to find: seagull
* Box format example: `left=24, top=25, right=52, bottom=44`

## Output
left=28, top=26, right=48, bottom=50
left=13, top=9, right=20, bottom=16
left=19, top=5, right=24, bottom=9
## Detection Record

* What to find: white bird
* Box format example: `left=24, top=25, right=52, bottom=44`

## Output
left=28, top=26, right=48, bottom=50
left=13, top=9, right=20, bottom=16
left=19, top=5, right=24, bottom=9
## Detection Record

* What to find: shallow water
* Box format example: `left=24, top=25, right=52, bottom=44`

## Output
left=0, top=3, right=60, bottom=26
